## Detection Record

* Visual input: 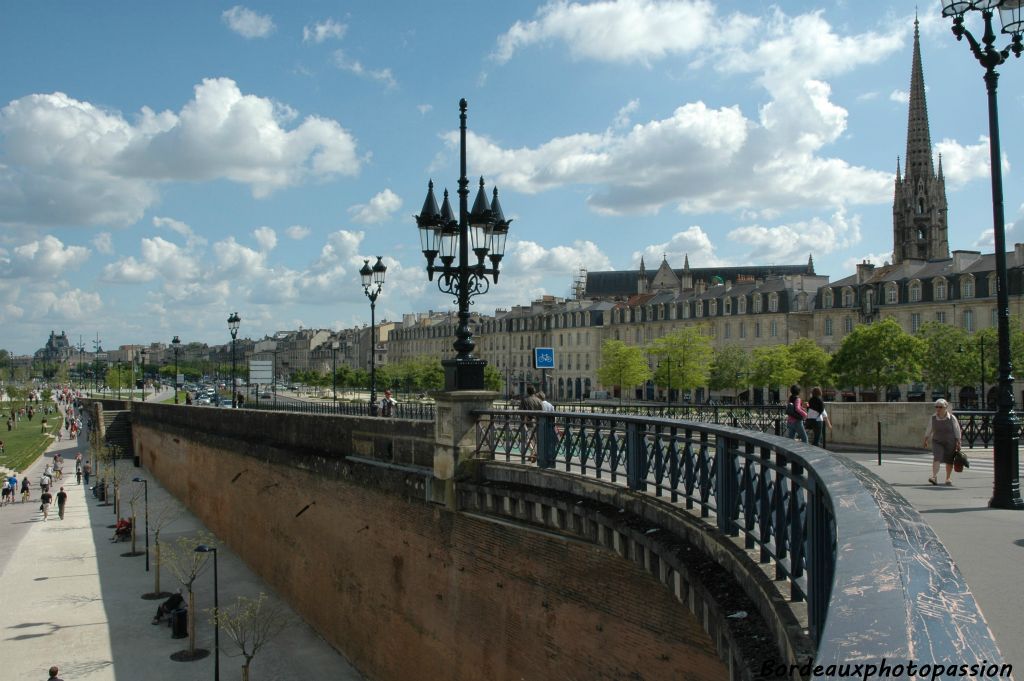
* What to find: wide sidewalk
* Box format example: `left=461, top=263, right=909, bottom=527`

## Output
left=0, top=419, right=365, bottom=681
left=835, top=443, right=1023, bottom=668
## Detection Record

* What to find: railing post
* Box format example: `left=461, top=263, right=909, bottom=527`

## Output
left=715, top=434, right=738, bottom=536
left=538, top=413, right=557, bottom=469
left=806, top=477, right=833, bottom=645
left=626, top=421, right=646, bottom=491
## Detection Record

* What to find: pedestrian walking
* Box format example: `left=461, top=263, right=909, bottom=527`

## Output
left=924, top=398, right=962, bottom=486
left=21, top=476, right=30, bottom=503
left=47, top=665, right=64, bottom=680
left=40, top=473, right=51, bottom=495
left=56, top=487, right=67, bottom=520
left=83, top=460, right=91, bottom=486
left=39, top=489, right=52, bottom=521
left=785, top=385, right=809, bottom=443
left=75, top=463, right=82, bottom=485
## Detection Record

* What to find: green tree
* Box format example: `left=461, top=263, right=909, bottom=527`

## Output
left=483, top=364, right=503, bottom=392
left=648, top=326, right=713, bottom=394
left=597, top=340, right=651, bottom=399
left=916, top=322, right=974, bottom=396
left=750, top=345, right=802, bottom=396
left=787, top=338, right=834, bottom=388
left=831, top=318, right=925, bottom=397
left=708, top=345, right=751, bottom=398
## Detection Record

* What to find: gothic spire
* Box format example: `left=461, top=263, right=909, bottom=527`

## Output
left=905, top=17, right=935, bottom=182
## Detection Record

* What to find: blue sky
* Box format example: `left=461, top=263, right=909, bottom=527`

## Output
left=1, top=0, right=1022, bottom=355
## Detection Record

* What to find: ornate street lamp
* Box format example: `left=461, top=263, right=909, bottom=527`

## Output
left=75, top=338, right=85, bottom=391
left=227, top=313, right=241, bottom=408
left=415, top=99, right=512, bottom=391
left=360, top=256, right=387, bottom=415
left=942, top=0, right=1023, bottom=509
left=171, top=336, right=182, bottom=404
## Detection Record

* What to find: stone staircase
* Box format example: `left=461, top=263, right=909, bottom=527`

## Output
left=102, top=411, right=133, bottom=456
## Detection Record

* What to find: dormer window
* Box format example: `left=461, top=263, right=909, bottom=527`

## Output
left=842, top=287, right=854, bottom=307
left=753, top=294, right=762, bottom=313
left=886, top=283, right=898, bottom=304
left=724, top=298, right=732, bottom=315
left=709, top=300, right=717, bottom=316
left=738, top=296, right=747, bottom=314
left=909, top=280, right=921, bottom=302
left=768, top=294, right=778, bottom=312
left=934, top=278, right=947, bottom=301
left=961, top=275, right=975, bottom=299
left=823, top=289, right=834, bottom=309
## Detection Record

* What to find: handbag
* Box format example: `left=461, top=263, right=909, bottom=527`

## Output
left=952, top=449, right=969, bottom=472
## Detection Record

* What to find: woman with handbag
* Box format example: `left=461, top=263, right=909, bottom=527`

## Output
left=923, top=398, right=961, bottom=486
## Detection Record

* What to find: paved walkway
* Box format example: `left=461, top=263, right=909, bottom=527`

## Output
left=0, top=414, right=364, bottom=681
left=836, top=444, right=1024, bottom=668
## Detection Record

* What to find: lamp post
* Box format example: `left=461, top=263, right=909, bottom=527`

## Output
left=133, top=477, right=149, bottom=571
left=227, top=313, right=240, bottom=408
left=331, top=341, right=339, bottom=410
left=415, top=99, right=512, bottom=391
left=76, top=338, right=85, bottom=391
left=139, top=349, right=148, bottom=401
left=942, top=0, right=1023, bottom=509
left=271, top=345, right=279, bottom=409
left=194, top=545, right=219, bottom=681
left=171, top=336, right=181, bottom=404
left=360, top=256, right=387, bottom=415
left=661, top=357, right=679, bottom=407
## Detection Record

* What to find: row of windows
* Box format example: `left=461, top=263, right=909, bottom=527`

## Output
left=611, top=294, right=789, bottom=324
left=823, top=273, right=994, bottom=309
left=822, top=308, right=996, bottom=336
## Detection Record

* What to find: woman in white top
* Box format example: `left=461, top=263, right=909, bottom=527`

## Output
left=923, top=398, right=962, bottom=486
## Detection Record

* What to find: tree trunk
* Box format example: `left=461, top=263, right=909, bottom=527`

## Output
left=130, top=513, right=137, bottom=553
left=242, top=662, right=251, bottom=681
left=154, top=542, right=161, bottom=593
left=188, top=589, right=196, bottom=653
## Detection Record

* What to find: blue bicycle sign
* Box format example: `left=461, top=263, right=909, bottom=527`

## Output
left=534, top=347, right=555, bottom=369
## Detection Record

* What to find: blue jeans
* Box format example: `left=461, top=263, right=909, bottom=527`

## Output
left=786, top=418, right=808, bottom=443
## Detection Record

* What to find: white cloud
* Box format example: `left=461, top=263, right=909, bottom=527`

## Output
left=417, top=104, right=433, bottom=115
left=728, top=210, right=862, bottom=263
left=214, top=236, right=266, bottom=277
left=92, top=232, right=114, bottom=255
left=493, top=0, right=721, bottom=65
left=252, top=226, right=278, bottom=252
left=631, top=226, right=722, bottom=267
left=476, top=238, right=613, bottom=307
left=349, top=189, right=402, bottom=224
left=842, top=251, right=893, bottom=271
left=0, top=235, right=89, bottom=278
left=102, top=235, right=200, bottom=283
left=935, top=136, right=1009, bottom=189
left=614, top=99, right=639, bottom=129
left=478, top=4, right=903, bottom=217
left=857, top=91, right=879, bottom=101
left=303, top=19, right=346, bottom=43
left=33, top=287, right=102, bottom=321
left=332, top=50, right=397, bottom=89
left=889, top=90, right=909, bottom=104
left=0, top=79, right=361, bottom=228
left=222, top=6, right=275, bottom=39
left=285, top=225, right=311, bottom=240
left=153, top=216, right=207, bottom=249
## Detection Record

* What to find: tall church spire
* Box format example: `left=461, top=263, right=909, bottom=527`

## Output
left=892, top=18, right=949, bottom=264
left=904, top=18, right=934, bottom=182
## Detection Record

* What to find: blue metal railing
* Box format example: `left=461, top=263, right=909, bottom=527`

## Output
left=473, top=409, right=835, bottom=645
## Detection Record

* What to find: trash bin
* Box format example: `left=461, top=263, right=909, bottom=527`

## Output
left=171, top=608, right=188, bottom=639
left=133, top=454, right=140, bottom=467
left=96, top=482, right=106, bottom=502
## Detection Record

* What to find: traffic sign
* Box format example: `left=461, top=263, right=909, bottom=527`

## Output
left=534, top=347, right=554, bottom=369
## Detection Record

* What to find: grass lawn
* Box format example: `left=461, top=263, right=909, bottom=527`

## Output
left=0, top=420, right=54, bottom=473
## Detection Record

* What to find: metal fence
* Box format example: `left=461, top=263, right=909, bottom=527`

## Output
left=553, top=402, right=786, bottom=433
left=473, top=409, right=835, bottom=645
left=244, top=400, right=436, bottom=421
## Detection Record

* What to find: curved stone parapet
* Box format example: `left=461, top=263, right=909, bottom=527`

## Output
left=472, top=410, right=1008, bottom=677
